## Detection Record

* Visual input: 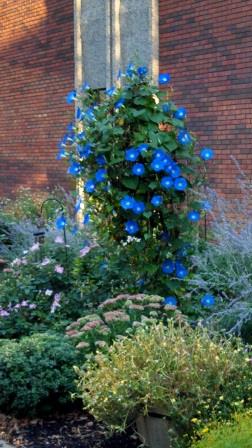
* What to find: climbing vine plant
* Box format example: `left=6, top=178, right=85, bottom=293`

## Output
left=58, top=65, right=214, bottom=305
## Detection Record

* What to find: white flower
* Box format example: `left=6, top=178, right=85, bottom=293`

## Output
left=55, top=235, right=64, bottom=244
left=50, top=293, right=61, bottom=313
left=45, top=289, right=53, bottom=297
left=30, top=243, right=40, bottom=252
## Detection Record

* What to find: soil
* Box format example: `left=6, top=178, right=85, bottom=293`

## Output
left=0, top=412, right=141, bottom=448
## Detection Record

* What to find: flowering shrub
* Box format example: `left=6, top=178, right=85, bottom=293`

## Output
left=66, top=293, right=180, bottom=354
left=61, top=64, right=214, bottom=303
left=0, top=332, right=80, bottom=415
left=191, top=411, right=252, bottom=448
left=77, top=321, right=252, bottom=446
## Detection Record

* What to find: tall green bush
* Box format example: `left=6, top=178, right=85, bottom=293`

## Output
left=61, top=64, right=214, bottom=303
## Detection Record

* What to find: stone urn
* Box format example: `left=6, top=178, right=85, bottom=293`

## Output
left=136, top=408, right=177, bottom=448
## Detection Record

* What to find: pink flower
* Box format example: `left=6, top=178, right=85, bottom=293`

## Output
left=0, top=309, right=10, bottom=317
left=103, top=311, right=130, bottom=323
left=30, top=243, right=40, bottom=252
left=21, top=300, right=28, bottom=307
left=55, top=265, right=64, bottom=274
left=55, top=235, right=64, bottom=244
left=50, top=293, right=61, bottom=313
left=11, top=258, right=22, bottom=266
left=79, top=246, right=91, bottom=257
left=81, top=320, right=103, bottom=332
left=29, top=303, right=37, bottom=309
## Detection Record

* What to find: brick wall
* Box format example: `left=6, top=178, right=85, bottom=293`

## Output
left=0, top=0, right=74, bottom=196
left=160, top=0, right=252, bottom=197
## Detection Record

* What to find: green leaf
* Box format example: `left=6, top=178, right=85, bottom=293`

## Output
left=121, top=177, right=139, bottom=190
left=143, top=211, right=152, bottom=219
left=149, top=181, right=158, bottom=190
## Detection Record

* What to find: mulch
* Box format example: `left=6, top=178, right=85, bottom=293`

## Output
left=0, top=412, right=141, bottom=448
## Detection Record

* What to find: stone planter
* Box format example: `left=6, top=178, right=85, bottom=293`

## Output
left=136, top=409, right=176, bottom=448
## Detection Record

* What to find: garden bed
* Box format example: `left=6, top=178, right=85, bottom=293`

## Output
left=0, top=412, right=139, bottom=448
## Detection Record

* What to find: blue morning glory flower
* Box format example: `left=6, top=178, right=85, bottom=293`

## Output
left=164, top=296, right=177, bottom=306
left=162, top=103, right=171, bottom=113
left=55, top=215, right=67, bottom=230
left=82, top=82, right=90, bottom=91
left=132, top=201, right=145, bottom=215
left=85, top=108, right=96, bottom=121
left=125, top=148, right=139, bottom=162
left=56, top=149, right=66, bottom=160
left=161, top=176, right=174, bottom=190
left=120, top=195, right=135, bottom=210
left=76, top=131, right=85, bottom=140
left=115, top=98, right=126, bottom=109
left=106, top=86, right=116, bottom=96
left=175, top=262, right=188, bottom=279
left=200, top=147, right=214, bottom=161
left=174, top=177, right=188, bottom=191
left=136, top=278, right=145, bottom=287
left=67, top=162, right=81, bottom=176
left=83, top=213, right=90, bottom=225
left=78, top=143, right=92, bottom=159
left=160, top=231, right=170, bottom=242
left=151, top=159, right=165, bottom=172
left=84, top=179, right=96, bottom=194
left=95, top=169, right=107, bottom=182
left=67, top=122, right=75, bottom=132
left=162, top=155, right=173, bottom=167
left=201, top=200, right=212, bottom=211
left=151, top=195, right=163, bottom=207
left=96, top=154, right=106, bottom=166
left=201, top=293, right=215, bottom=307
left=132, top=163, right=145, bottom=176
left=174, top=107, right=187, bottom=120
left=177, top=130, right=192, bottom=146
left=76, top=107, right=85, bottom=120
left=138, top=143, right=149, bottom=154
left=187, top=210, right=200, bottom=222
left=74, top=198, right=82, bottom=214
left=66, top=90, right=76, bottom=105
left=162, top=260, right=175, bottom=274
left=170, top=163, right=181, bottom=178
left=154, top=149, right=166, bottom=160
left=137, top=66, right=148, bottom=77
left=126, top=63, right=134, bottom=77
left=125, top=220, right=139, bottom=235
left=159, top=73, right=171, bottom=84
left=177, top=244, right=190, bottom=258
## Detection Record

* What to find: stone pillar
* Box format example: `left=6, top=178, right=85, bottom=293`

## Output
left=75, top=0, right=159, bottom=89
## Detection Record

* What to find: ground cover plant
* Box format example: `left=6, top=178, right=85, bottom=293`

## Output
left=77, top=321, right=252, bottom=447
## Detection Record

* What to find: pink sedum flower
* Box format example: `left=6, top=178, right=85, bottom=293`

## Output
left=55, top=265, right=64, bottom=274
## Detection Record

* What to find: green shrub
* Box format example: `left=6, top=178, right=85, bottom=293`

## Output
left=77, top=321, right=252, bottom=445
left=0, top=333, right=80, bottom=415
left=191, top=412, right=252, bottom=448
left=66, top=293, right=180, bottom=354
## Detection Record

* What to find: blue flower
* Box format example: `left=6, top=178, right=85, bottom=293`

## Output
left=162, top=259, right=175, bottom=274
left=125, top=148, right=139, bottom=162
left=174, top=177, right=188, bottom=191
left=151, top=158, right=165, bottom=172
left=117, top=69, right=122, bottom=80
left=55, top=215, right=67, bottom=230
left=84, top=179, right=96, bottom=194
left=132, top=163, right=145, bottom=176
left=177, top=130, right=192, bottom=146
left=174, top=107, right=187, bottom=120
left=106, top=86, right=116, bottom=96
left=56, top=149, right=66, bottom=160
left=126, top=63, right=134, bottom=77
left=137, top=66, right=148, bottom=77
left=175, top=262, right=188, bottom=279
left=96, top=154, right=106, bottom=166
left=154, top=149, right=166, bottom=160
left=159, top=73, right=171, bottom=84
left=67, top=162, right=81, bottom=176
left=200, top=147, right=214, bottom=161
left=160, top=231, right=170, bottom=242
left=74, top=198, right=82, bottom=214
left=82, top=82, right=90, bottom=91
left=115, top=98, right=126, bottom=109
left=83, top=213, right=90, bottom=225
left=170, top=163, right=181, bottom=178
left=120, top=195, right=135, bottom=210
left=200, top=200, right=212, bottom=211
left=138, top=143, right=149, bottom=154
left=177, top=244, right=191, bottom=258
left=162, top=103, right=171, bottom=113
left=136, top=278, right=145, bottom=287
left=78, top=143, right=92, bottom=159
left=76, top=131, right=85, bottom=140
left=151, top=195, right=163, bottom=207
left=85, top=108, right=96, bottom=121
left=95, top=169, right=107, bottom=182
left=164, top=296, right=177, bottom=306
left=187, top=210, right=200, bottom=222
left=201, top=293, right=215, bottom=307
left=161, top=176, right=174, bottom=190
left=76, top=107, right=85, bottom=120
left=125, top=220, right=139, bottom=235
left=132, top=201, right=145, bottom=215
left=66, top=90, right=76, bottom=105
